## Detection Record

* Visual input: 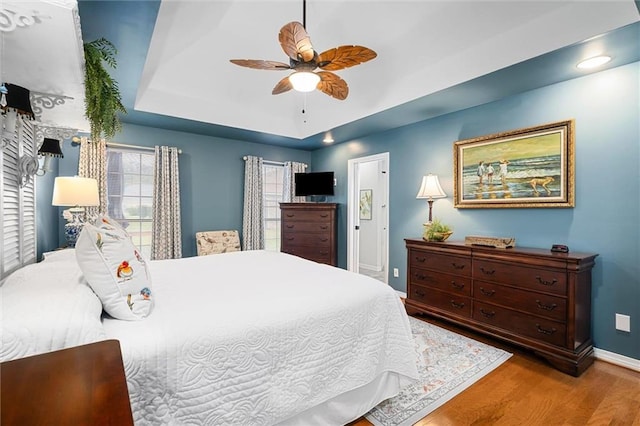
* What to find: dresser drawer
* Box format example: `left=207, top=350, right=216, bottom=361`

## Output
left=473, top=301, right=567, bottom=347
left=410, top=268, right=471, bottom=296
left=474, top=280, right=567, bottom=322
left=409, top=249, right=471, bottom=276
left=282, top=246, right=332, bottom=264
left=282, top=221, right=332, bottom=233
left=281, top=210, right=333, bottom=222
left=282, top=233, right=331, bottom=247
left=409, top=285, right=471, bottom=318
left=473, top=259, right=567, bottom=295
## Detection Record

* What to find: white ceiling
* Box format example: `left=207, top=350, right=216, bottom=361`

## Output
left=1, top=0, right=88, bottom=134
left=136, top=0, right=639, bottom=139
left=1, top=1, right=639, bottom=143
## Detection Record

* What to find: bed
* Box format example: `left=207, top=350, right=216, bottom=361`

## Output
left=1, top=247, right=418, bottom=425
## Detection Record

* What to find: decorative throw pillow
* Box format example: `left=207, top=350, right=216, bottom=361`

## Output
left=75, top=216, right=153, bottom=320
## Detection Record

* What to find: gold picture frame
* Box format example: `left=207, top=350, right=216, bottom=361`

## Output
left=454, top=119, right=575, bottom=208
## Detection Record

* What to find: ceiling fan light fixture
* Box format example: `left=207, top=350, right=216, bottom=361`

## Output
left=289, top=71, right=320, bottom=92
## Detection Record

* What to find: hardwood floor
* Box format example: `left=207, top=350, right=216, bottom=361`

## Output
left=350, top=315, right=640, bottom=426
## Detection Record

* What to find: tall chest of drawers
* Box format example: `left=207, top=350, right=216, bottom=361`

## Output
left=280, top=203, right=337, bottom=266
left=405, top=239, right=598, bottom=376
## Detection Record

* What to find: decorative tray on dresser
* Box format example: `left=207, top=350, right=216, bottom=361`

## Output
left=405, top=239, right=598, bottom=376
left=280, top=203, right=337, bottom=266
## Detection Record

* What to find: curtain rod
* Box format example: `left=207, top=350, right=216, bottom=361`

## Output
left=243, top=156, right=307, bottom=168
left=71, top=137, right=182, bottom=154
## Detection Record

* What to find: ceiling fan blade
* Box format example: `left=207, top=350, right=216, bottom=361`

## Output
left=230, top=59, right=291, bottom=70
left=317, top=45, right=377, bottom=71
left=279, top=21, right=315, bottom=63
left=272, top=76, right=294, bottom=95
left=317, top=71, right=348, bottom=100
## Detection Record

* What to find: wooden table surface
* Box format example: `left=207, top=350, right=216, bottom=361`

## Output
left=1, top=339, right=133, bottom=425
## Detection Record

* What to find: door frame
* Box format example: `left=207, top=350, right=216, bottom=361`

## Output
left=347, top=152, right=389, bottom=283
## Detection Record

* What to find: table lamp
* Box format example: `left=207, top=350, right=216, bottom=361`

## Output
left=416, top=174, right=446, bottom=223
left=52, top=176, right=99, bottom=247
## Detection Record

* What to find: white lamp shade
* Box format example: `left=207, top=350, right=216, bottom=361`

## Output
left=289, top=71, right=321, bottom=92
left=52, top=176, right=100, bottom=207
left=416, top=174, right=446, bottom=199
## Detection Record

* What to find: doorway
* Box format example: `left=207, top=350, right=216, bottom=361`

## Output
left=347, top=153, right=389, bottom=284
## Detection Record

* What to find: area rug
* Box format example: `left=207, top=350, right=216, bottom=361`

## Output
left=366, top=316, right=512, bottom=426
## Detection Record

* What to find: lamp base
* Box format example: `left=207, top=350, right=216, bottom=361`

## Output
left=64, top=222, right=82, bottom=247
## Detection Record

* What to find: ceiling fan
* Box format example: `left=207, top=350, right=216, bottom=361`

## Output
left=229, top=1, right=376, bottom=100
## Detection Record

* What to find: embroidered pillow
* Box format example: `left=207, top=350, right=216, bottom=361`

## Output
left=75, top=217, right=153, bottom=320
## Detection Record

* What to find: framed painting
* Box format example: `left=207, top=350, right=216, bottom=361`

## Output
left=359, top=189, right=372, bottom=220
left=453, top=119, right=575, bottom=208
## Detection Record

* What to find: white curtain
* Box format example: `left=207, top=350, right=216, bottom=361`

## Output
left=151, top=146, right=182, bottom=260
left=242, top=155, right=264, bottom=250
left=283, top=161, right=307, bottom=202
left=78, top=136, right=107, bottom=218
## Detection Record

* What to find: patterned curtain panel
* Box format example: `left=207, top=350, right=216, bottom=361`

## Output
left=283, top=161, right=307, bottom=203
left=78, top=137, right=107, bottom=218
left=151, top=146, right=182, bottom=260
left=242, top=155, right=264, bottom=250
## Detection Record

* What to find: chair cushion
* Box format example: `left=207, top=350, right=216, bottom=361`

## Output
left=75, top=216, right=153, bottom=320
left=196, top=230, right=241, bottom=256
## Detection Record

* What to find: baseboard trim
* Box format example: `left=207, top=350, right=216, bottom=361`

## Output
left=594, top=347, right=640, bottom=372
left=395, top=290, right=407, bottom=299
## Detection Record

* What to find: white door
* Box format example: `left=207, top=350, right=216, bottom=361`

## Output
left=347, top=153, right=389, bottom=284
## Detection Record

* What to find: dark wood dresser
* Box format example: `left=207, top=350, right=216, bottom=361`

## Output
left=405, top=239, right=598, bottom=376
left=1, top=339, right=133, bottom=425
left=280, top=202, right=337, bottom=266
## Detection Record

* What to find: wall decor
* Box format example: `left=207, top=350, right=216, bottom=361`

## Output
left=454, top=119, right=575, bottom=208
left=359, top=189, right=372, bottom=220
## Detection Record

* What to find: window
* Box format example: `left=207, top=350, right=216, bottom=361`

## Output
left=106, top=148, right=154, bottom=258
left=1, top=119, right=37, bottom=280
left=262, top=164, right=284, bottom=251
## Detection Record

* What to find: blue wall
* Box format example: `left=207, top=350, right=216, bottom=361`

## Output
left=42, top=124, right=311, bottom=258
left=312, top=62, right=639, bottom=360
left=38, top=62, right=638, bottom=359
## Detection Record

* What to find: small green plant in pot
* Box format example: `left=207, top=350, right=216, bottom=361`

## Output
left=423, top=218, right=453, bottom=242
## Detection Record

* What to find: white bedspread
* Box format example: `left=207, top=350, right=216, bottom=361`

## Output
left=103, top=250, right=418, bottom=425
left=0, top=250, right=106, bottom=362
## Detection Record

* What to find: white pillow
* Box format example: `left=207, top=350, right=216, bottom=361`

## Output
left=1, top=255, right=106, bottom=362
left=75, top=216, right=154, bottom=320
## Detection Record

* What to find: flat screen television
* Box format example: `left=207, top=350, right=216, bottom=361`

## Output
left=294, top=171, right=335, bottom=196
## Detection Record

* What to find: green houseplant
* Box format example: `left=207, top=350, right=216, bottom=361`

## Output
left=83, top=38, right=126, bottom=142
left=423, top=218, right=453, bottom=242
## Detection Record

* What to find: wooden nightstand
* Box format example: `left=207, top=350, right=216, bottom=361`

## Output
left=1, top=339, right=133, bottom=425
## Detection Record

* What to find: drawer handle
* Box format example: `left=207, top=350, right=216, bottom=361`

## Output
left=450, top=300, right=465, bottom=309
left=480, top=267, right=495, bottom=275
left=286, top=213, right=295, bottom=217
left=286, top=237, right=295, bottom=241
left=536, top=300, right=558, bottom=311
left=320, top=238, right=328, bottom=242
left=320, top=213, right=329, bottom=218
left=536, top=276, right=558, bottom=286
left=320, top=225, right=328, bottom=230
left=286, top=224, right=295, bottom=229
left=415, top=273, right=427, bottom=280
left=479, top=287, right=495, bottom=296
left=452, top=263, right=465, bottom=270
left=415, top=289, right=426, bottom=297
left=415, top=256, right=426, bottom=263
left=451, top=281, right=465, bottom=290
left=319, top=251, right=329, bottom=255
left=536, top=324, right=557, bottom=335
left=480, top=308, right=495, bottom=318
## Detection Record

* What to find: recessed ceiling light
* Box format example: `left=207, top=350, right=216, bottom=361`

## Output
left=323, top=135, right=334, bottom=144
left=577, top=55, right=611, bottom=69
